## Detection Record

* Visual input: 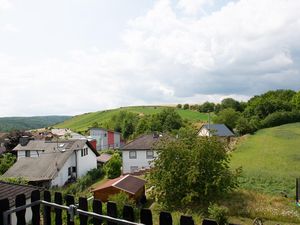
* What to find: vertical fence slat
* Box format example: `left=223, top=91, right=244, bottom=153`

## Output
left=15, top=194, right=26, bottom=225
left=202, top=219, right=218, bottom=225
left=296, top=178, right=300, bottom=202
left=31, top=190, right=40, bottom=225
left=122, top=205, right=134, bottom=222
left=159, top=211, right=172, bottom=225
left=54, top=192, right=63, bottom=225
left=140, top=208, right=153, bottom=225
left=180, top=215, right=194, bottom=225
left=107, top=202, right=117, bottom=225
left=0, top=198, right=10, bottom=225
left=78, top=197, right=88, bottom=225
left=43, top=190, right=51, bottom=225
left=65, top=195, right=75, bottom=225
left=92, top=199, right=102, bottom=225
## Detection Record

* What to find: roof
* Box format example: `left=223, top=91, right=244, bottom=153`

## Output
left=92, top=175, right=146, bottom=195
left=97, top=153, right=112, bottom=163
left=121, top=134, right=164, bottom=150
left=0, top=181, right=40, bottom=207
left=3, top=139, right=99, bottom=181
left=200, top=124, right=234, bottom=137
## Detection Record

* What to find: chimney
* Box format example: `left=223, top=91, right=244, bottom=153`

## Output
left=19, top=136, right=30, bottom=146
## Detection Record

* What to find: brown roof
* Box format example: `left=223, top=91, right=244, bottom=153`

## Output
left=92, top=175, right=146, bottom=195
left=97, top=153, right=112, bottom=163
left=121, top=134, right=164, bottom=150
left=0, top=181, right=40, bottom=207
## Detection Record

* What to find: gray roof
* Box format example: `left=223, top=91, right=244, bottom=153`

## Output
left=201, top=124, right=234, bottom=137
left=3, top=140, right=98, bottom=181
left=97, top=153, right=112, bottom=163
left=0, top=181, right=40, bottom=207
left=121, top=134, right=164, bottom=150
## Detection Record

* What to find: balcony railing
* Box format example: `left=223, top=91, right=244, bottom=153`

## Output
left=0, top=190, right=238, bottom=225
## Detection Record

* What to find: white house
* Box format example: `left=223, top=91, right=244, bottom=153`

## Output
left=3, top=138, right=99, bottom=187
left=0, top=181, right=39, bottom=225
left=121, top=134, right=163, bottom=174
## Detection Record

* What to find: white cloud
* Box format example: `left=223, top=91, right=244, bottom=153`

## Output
left=0, top=0, right=12, bottom=10
left=1, top=0, right=300, bottom=116
left=1, top=23, right=19, bottom=32
left=177, top=0, right=214, bottom=15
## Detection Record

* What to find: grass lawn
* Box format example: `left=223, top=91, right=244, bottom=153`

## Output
left=230, top=123, right=300, bottom=196
left=55, top=106, right=208, bottom=132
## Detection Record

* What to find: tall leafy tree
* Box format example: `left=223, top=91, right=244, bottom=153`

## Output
left=147, top=135, right=239, bottom=209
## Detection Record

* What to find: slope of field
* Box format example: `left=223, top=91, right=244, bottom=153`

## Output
left=56, top=106, right=208, bottom=132
left=230, top=123, right=300, bottom=196
left=0, top=116, right=71, bottom=132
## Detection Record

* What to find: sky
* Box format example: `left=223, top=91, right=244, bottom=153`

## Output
left=0, top=0, right=300, bottom=116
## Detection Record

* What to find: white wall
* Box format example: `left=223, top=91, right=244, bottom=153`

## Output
left=76, top=144, right=97, bottom=177
left=10, top=198, right=32, bottom=225
left=198, top=127, right=209, bottom=136
left=122, top=150, right=157, bottom=174
left=51, top=154, right=76, bottom=187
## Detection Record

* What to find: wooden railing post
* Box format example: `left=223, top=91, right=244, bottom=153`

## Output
left=54, top=192, right=63, bottom=225
left=78, top=197, right=88, bottom=225
left=92, top=199, right=102, bottom=225
left=0, top=198, right=10, bottom=225
left=107, top=202, right=117, bottom=225
left=15, top=194, right=26, bottom=225
left=202, top=218, right=218, bottom=225
left=140, top=208, right=153, bottom=225
left=31, top=190, right=40, bottom=225
left=122, top=205, right=134, bottom=222
left=43, top=191, right=51, bottom=225
left=65, top=195, right=75, bottom=225
left=159, top=211, right=172, bottom=225
left=180, top=215, right=194, bottom=225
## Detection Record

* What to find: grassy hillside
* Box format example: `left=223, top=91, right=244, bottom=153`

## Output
left=230, top=123, right=300, bottom=196
left=0, top=116, right=71, bottom=132
left=56, top=106, right=208, bottom=132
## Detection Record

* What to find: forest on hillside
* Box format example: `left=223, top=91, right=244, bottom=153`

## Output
left=0, top=116, right=71, bottom=132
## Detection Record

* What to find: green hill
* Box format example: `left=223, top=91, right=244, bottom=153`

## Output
left=56, top=106, right=208, bottom=132
left=0, top=116, right=71, bottom=132
left=230, top=123, right=300, bottom=196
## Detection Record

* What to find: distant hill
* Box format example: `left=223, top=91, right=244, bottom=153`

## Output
left=230, top=122, right=300, bottom=196
left=56, top=106, right=208, bottom=132
left=0, top=116, right=71, bottom=132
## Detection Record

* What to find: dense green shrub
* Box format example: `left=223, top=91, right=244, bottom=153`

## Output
left=108, top=192, right=136, bottom=218
left=208, top=203, right=229, bottom=225
left=104, top=153, right=122, bottom=179
left=0, top=153, right=16, bottom=175
left=260, top=111, right=300, bottom=128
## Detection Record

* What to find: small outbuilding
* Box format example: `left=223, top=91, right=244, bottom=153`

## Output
left=97, top=153, right=112, bottom=166
left=92, top=174, right=146, bottom=202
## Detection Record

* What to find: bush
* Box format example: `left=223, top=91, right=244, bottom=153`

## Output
left=183, top=104, right=189, bottom=110
left=208, top=203, right=229, bottom=225
left=260, top=111, right=300, bottom=128
left=0, top=153, right=16, bottom=175
left=104, top=153, right=122, bottom=179
left=176, top=104, right=182, bottom=109
left=108, top=192, right=136, bottom=218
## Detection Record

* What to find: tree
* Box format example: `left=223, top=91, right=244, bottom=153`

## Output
left=214, top=108, right=241, bottom=129
left=104, top=153, right=122, bottom=179
left=0, top=153, right=16, bottom=175
left=4, top=130, right=32, bottom=151
left=292, top=91, right=300, bottom=110
left=176, top=104, right=182, bottom=109
left=199, top=102, right=215, bottom=113
left=147, top=135, right=239, bottom=209
left=183, top=104, right=189, bottom=110
left=220, top=98, right=242, bottom=112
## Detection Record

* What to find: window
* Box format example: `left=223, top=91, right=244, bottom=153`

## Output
left=72, top=167, right=76, bottom=173
left=81, top=148, right=88, bottom=157
left=25, top=150, right=30, bottom=157
left=68, top=167, right=72, bottom=176
left=129, top=151, right=137, bottom=159
left=146, top=150, right=154, bottom=159
left=130, top=166, right=138, bottom=173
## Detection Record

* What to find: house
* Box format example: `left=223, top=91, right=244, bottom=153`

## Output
left=121, top=134, right=163, bottom=174
left=92, top=174, right=146, bottom=202
left=0, top=181, right=40, bottom=225
left=2, top=137, right=99, bottom=187
left=90, top=128, right=122, bottom=150
left=97, top=153, right=112, bottom=166
left=198, top=124, right=234, bottom=137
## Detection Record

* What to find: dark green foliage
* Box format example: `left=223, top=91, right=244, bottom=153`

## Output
left=214, top=108, right=241, bottom=130
left=108, top=192, right=136, bottom=218
left=176, top=104, right=182, bottom=109
left=0, top=153, right=16, bottom=175
left=292, top=91, right=300, bottom=110
left=260, top=111, right=300, bottom=128
left=0, top=116, right=70, bottom=132
left=154, top=108, right=183, bottom=132
left=183, top=104, right=190, bottom=110
left=198, top=101, right=215, bottom=113
left=208, top=204, right=229, bottom=225
left=147, top=134, right=239, bottom=209
left=235, top=117, right=258, bottom=135
left=4, top=130, right=32, bottom=151
left=220, top=98, right=243, bottom=112
left=0, top=177, right=28, bottom=185
left=104, top=153, right=122, bottom=179
left=110, top=111, right=139, bottom=139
